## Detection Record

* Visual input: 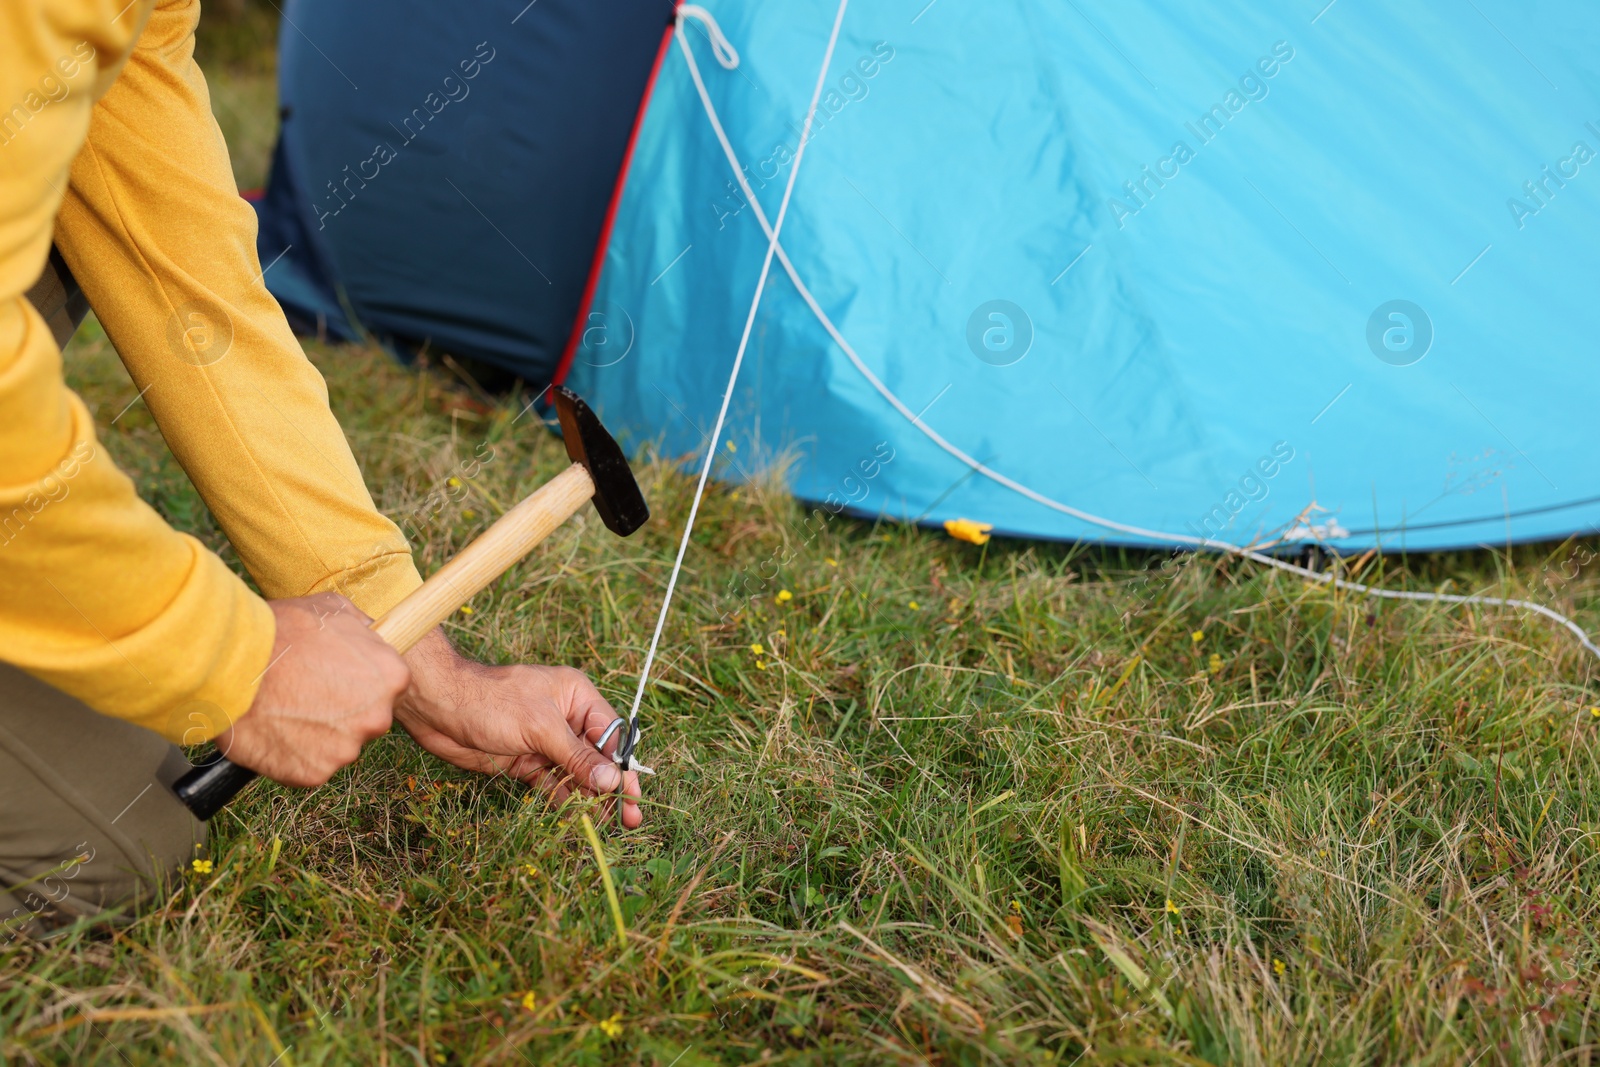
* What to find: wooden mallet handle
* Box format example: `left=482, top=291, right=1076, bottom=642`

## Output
left=374, top=462, right=594, bottom=652
left=173, top=462, right=598, bottom=819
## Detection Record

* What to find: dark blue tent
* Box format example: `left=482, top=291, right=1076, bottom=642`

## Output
left=253, top=0, right=674, bottom=380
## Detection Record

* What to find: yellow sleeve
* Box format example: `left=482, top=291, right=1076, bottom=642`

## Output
left=53, top=0, right=424, bottom=616
left=1, top=0, right=273, bottom=742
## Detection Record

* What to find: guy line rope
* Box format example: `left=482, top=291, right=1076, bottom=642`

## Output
left=606, top=0, right=855, bottom=777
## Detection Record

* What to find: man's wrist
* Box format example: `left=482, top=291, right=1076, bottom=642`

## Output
left=395, top=626, right=491, bottom=726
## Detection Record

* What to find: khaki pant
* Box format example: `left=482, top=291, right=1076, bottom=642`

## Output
left=0, top=663, right=204, bottom=940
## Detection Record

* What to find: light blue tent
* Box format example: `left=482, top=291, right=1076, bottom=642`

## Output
left=567, top=0, right=1600, bottom=552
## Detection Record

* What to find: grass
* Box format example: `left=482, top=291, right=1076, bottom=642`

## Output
left=10, top=319, right=1600, bottom=1067
left=194, top=0, right=280, bottom=191
left=6, top=8, right=1600, bottom=1064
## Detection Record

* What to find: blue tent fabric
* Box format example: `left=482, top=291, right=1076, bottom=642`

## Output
left=253, top=136, right=357, bottom=342
left=253, top=0, right=673, bottom=379
left=568, top=1, right=1600, bottom=552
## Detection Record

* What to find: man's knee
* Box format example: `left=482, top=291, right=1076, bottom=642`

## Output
left=0, top=664, right=206, bottom=938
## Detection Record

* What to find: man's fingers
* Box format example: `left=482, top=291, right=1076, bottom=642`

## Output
left=540, top=717, right=623, bottom=795
left=618, top=769, right=643, bottom=829
left=584, top=717, right=644, bottom=829
left=587, top=710, right=628, bottom=762
left=546, top=713, right=645, bottom=826
left=550, top=666, right=617, bottom=734
left=515, top=740, right=639, bottom=827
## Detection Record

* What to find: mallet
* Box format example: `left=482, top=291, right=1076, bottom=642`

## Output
left=172, top=387, right=650, bottom=820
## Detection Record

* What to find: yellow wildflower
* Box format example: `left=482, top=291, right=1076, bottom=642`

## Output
left=1272, top=958, right=1286, bottom=977
left=191, top=858, right=213, bottom=876
left=755, top=659, right=767, bottom=671
left=521, top=991, right=537, bottom=1012
left=598, top=1013, right=623, bottom=1038
left=908, top=600, right=920, bottom=610
left=825, top=558, right=838, bottom=567
left=750, top=643, right=765, bottom=655
left=460, top=605, right=474, bottom=615
left=1208, top=652, right=1222, bottom=674
left=447, top=477, right=461, bottom=487
left=1190, top=630, right=1205, bottom=643
left=1164, top=898, right=1180, bottom=915
left=1591, top=706, right=1600, bottom=718
left=943, top=517, right=993, bottom=545
left=521, top=863, right=538, bottom=877
left=776, top=589, right=793, bottom=603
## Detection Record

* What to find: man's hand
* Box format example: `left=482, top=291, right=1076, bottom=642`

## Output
left=216, top=593, right=410, bottom=787
left=395, top=629, right=644, bottom=828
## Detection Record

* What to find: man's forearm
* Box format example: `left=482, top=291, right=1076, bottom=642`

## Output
left=53, top=0, right=424, bottom=621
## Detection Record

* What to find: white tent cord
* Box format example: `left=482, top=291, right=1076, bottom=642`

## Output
left=615, top=0, right=854, bottom=773
left=676, top=5, right=741, bottom=69
left=673, top=36, right=1600, bottom=666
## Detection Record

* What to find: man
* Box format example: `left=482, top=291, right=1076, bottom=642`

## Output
left=1, top=0, right=643, bottom=937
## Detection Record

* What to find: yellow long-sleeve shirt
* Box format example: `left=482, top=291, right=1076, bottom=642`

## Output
left=1, top=0, right=422, bottom=742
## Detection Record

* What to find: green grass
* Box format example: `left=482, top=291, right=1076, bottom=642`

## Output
left=194, top=0, right=279, bottom=191
left=8, top=318, right=1600, bottom=1065
left=7, top=10, right=1600, bottom=1063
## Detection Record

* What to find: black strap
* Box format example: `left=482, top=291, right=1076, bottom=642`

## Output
left=23, top=246, right=90, bottom=350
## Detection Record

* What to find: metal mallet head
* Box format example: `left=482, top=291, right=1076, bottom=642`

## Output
left=553, top=386, right=648, bottom=537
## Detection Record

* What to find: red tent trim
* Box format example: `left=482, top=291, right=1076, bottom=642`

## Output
left=552, top=21, right=676, bottom=388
